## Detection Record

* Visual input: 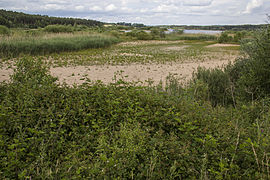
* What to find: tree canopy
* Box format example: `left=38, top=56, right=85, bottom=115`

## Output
left=0, top=9, right=103, bottom=28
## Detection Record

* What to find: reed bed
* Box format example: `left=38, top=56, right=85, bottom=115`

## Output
left=166, top=34, right=218, bottom=41
left=0, top=33, right=120, bottom=57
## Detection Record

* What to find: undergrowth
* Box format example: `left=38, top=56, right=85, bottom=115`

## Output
left=0, top=57, right=269, bottom=179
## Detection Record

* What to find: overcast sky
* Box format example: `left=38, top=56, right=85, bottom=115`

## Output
left=0, top=0, right=270, bottom=25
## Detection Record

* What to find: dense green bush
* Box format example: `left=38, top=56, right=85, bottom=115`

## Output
left=194, top=24, right=270, bottom=105
left=150, top=28, right=165, bottom=39
left=218, top=32, right=233, bottom=43
left=0, top=25, right=10, bottom=35
left=126, top=30, right=153, bottom=40
left=192, top=67, right=233, bottom=106
left=225, top=25, right=270, bottom=102
left=0, top=57, right=270, bottom=179
left=172, top=29, right=184, bottom=35
left=136, top=31, right=153, bottom=40
left=218, top=31, right=247, bottom=43
left=0, top=16, right=10, bottom=27
left=1, top=19, right=270, bottom=179
left=44, top=25, right=74, bottom=33
left=233, top=31, right=246, bottom=42
left=74, top=25, right=89, bottom=31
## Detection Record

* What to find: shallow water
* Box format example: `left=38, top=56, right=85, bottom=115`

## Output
left=183, top=29, right=223, bottom=35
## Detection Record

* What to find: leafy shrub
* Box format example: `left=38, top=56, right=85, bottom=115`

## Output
left=235, top=26, right=270, bottom=99
left=136, top=31, right=153, bottom=40
left=233, top=31, right=246, bottom=42
left=173, top=29, right=184, bottom=35
left=0, top=17, right=10, bottom=27
left=1, top=57, right=270, bottom=179
left=150, top=28, right=165, bottom=39
left=193, top=23, right=270, bottom=105
left=193, top=67, right=233, bottom=106
left=44, top=25, right=74, bottom=33
left=126, top=30, right=153, bottom=40
left=0, top=25, right=10, bottom=35
left=225, top=25, right=270, bottom=102
left=218, top=32, right=233, bottom=43
left=218, top=31, right=247, bottom=43
left=74, top=25, right=89, bottom=31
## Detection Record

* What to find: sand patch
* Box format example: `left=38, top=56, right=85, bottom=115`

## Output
left=118, top=40, right=185, bottom=47
left=0, top=66, right=13, bottom=83
left=119, top=53, right=153, bottom=57
left=1, top=54, right=237, bottom=85
left=50, top=58, right=235, bottom=86
left=207, top=43, right=240, bottom=48
left=162, top=46, right=189, bottom=51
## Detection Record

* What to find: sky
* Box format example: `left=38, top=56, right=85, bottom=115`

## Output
left=0, top=0, right=270, bottom=25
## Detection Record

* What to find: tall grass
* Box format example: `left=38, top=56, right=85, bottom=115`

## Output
left=166, top=33, right=217, bottom=41
left=0, top=34, right=120, bottom=57
left=44, top=25, right=74, bottom=33
left=0, top=25, right=10, bottom=35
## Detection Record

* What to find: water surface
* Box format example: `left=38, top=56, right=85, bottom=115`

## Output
left=183, top=29, right=223, bottom=35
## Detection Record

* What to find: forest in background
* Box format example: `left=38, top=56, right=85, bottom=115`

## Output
left=0, top=9, right=103, bottom=28
left=0, top=9, right=267, bottom=31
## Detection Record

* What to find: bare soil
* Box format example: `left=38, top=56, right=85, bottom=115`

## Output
left=0, top=66, right=13, bottom=83
left=206, top=43, right=240, bottom=48
left=162, top=46, right=189, bottom=51
left=50, top=59, right=234, bottom=86
left=0, top=42, right=239, bottom=86
left=119, top=53, right=153, bottom=57
left=117, top=40, right=185, bottom=46
left=0, top=57, right=237, bottom=85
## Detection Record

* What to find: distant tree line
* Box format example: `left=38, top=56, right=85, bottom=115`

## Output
left=170, top=24, right=267, bottom=31
left=116, top=22, right=145, bottom=28
left=0, top=9, right=103, bottom=28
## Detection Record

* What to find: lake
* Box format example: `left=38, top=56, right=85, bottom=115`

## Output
left=183, top=29, right=223, bottom=35
left=123, top=29, right=223, bottom=35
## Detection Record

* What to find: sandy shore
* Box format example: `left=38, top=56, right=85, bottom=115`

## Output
left=0, top=43, right=239, bottom=85
left=50, top=59, right=233, bottom=86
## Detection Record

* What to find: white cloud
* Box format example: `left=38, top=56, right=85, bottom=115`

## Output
left=243, top=0, right=263, bottom=14
left=183, top=0, right=213, bottom=6
left=154, top=4, right=176, bottom=13
left=44, top=4, right=63, bottom=10
left=105, top=4, right=117, bottom=11
left=89, top=5, right=102, bottom=12
left=0, top=0, right=269, bottom=25
left=75, top=5, right=84, bottom=11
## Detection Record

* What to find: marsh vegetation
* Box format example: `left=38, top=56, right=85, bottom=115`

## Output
left=0, top=13, right=269, bottom=179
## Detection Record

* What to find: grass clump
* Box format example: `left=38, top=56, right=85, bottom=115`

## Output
left=166, top=34, right=217, bottom=41
left=126, top=30, right=153, bottom=40
left=0, top=34, right=120, bottom=57
left=0, top=25, right=10, bottom=35
left=44, top=25, right=74, bottom=33
left=192, top=67, right=233, bottom=106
